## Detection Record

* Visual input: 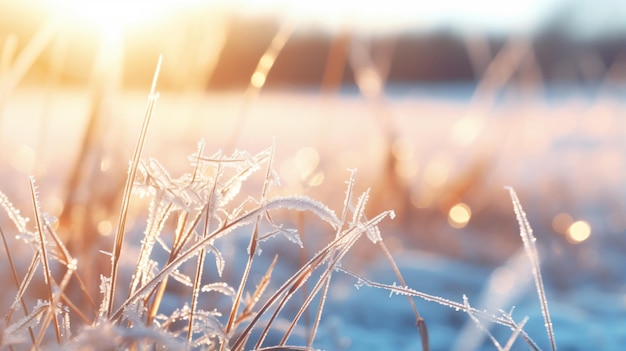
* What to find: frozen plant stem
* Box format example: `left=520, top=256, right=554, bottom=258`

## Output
left=107, top=56, right=162, bottom=318
left=29, top=177, right=61, bottom=345
left=505, top=187, right=557, bottom=351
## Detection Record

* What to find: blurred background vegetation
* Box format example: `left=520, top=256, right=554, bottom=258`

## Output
left=1, top=0, right=625, bottom=272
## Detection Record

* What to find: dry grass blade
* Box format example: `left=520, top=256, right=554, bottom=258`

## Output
left=187, top=202, right=214, bottom=344
left=305, top=275, right=330, bottom=348
left=463, top=295, right=503, bottom=351
left=235, top=254, right=278, bottom=327
left=378, top=240, right=429, bottom=351
left=224, top=143, right=275, bottom=348
left=1, top=226, right=36, bottom=345
left=505, top=187, right=557, bottom=351
left=233, top=204, right=393, bottom=350
left=341, top=268, right=541, bottom=350
left=226, top=20, right=295, bottom=152
left=5, top=253, right=40, bottom=325
left=29, top=177, right=61, bottom=345
left=503, top=316, right=529, bottom=351
left=107, top=56, right=162, bottom=318
left=222, top=220, right=259, bottom=348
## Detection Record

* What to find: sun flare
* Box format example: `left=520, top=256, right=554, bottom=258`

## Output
left=45, top=0, right=204, bottom=39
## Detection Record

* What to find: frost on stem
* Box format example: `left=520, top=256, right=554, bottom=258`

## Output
left=0, top=190, right=30, bottom=233
left=505, top=187, right=556, bottom=351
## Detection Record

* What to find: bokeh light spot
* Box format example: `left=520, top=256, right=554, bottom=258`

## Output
left=567, top=220, right=591, bottom=244
left=357, top=68, right=382, bottom=97
left=100, top=157, right=111, bottom=172
left=251, top=71, right=267, bottom=88
left=98, top=220, right=113, bottom=236
left=448, top=203, right=471, bottom=228
left=552, top=212, right=573, bottom=234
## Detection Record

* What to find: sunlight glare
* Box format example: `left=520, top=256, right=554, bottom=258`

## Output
left=47, top=0, right=204, bottom=39
left=448, top=203, right=471, bottom=229
left=566, top=220, right=591, bottom=244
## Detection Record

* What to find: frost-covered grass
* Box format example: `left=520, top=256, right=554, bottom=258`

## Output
left=2, top=12, right=625, bottom=350
left=0, top=61, right=562, bottom=350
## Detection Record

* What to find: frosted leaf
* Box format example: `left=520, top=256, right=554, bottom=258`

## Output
left=352, top=210, right=394, bottom=244
left=131, top=197, right=173, bottom=295
left=170, top=269, right=193, bottom=287
left=350, top=189, right=370, bottom=228
left=269, top=168, right=282, bottom=187
left=263, top=195, right=340, bottom=229
left=0, top=191, right=30, bottom=233
left=217, top=148, right=272, bottom=206
left=281, top=228, right=303, bottom=248
left=258, top=225, right=304, bottom=248
left=5, top=300, right=48, bottom=338
left=61, top=305, right=72, bottom=342
left=200, top=282, right=236, bottom=299
left=7, top=254, right=40, bottom=318
left=122, top=301, right=147, bottom=324
left=97, top=275, right=111, bottom=318
left=220, top=166, right=259, bottom=206
left=188, top=309, right=226, bottom=348
left=208, top=243, right=225, bottom=277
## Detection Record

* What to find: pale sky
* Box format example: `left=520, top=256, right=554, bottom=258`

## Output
left=236, top=0, right=626, bottom=37
left=40, top=0, right=626, bottom=38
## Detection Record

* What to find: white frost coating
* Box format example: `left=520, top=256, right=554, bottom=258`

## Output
left=97, top=275, right=111, bottom=319
left=350, top=189, right=371, bottom=228
left=207, top=243, right=225, bottom=277
left=170, top=269, right=193, bottom=287
left=200, top=282, right=236, bottom=298
left=263, top=195, right=341, bottom=229
left=279, top=227, right=304, bottom=248
left=0, top=190, right=30, bottom=233
left=505, top=186, right=556, bottom=351
left=5, top=300, right=48, bottom=338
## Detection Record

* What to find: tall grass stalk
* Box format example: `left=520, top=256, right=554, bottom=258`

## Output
left=1, top=226, right=36, bottom=346
left=506, top=187, right=557, bottom=351
left=29, top=177, right=62, bottom=345
left=107, top=55, right=162, bottom=318
left=226, top=20, right=295, bottom=152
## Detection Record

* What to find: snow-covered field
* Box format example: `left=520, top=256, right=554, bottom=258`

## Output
left=1, top=85, right=625, bottom=349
